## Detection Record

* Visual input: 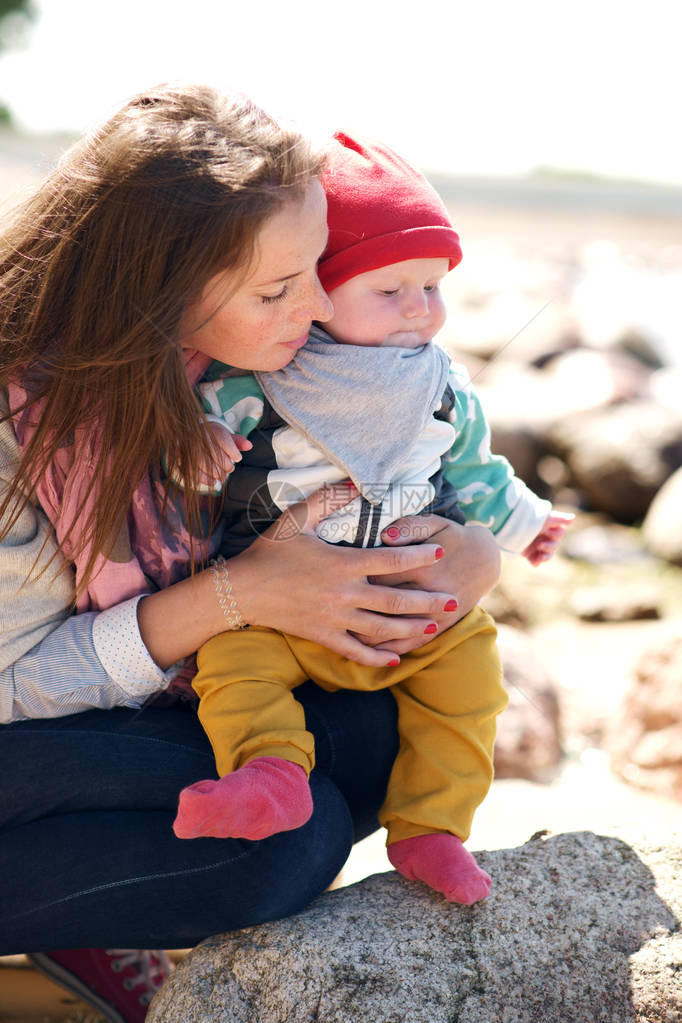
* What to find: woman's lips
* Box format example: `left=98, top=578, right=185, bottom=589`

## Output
left=281, top=331, right=310, bottom=350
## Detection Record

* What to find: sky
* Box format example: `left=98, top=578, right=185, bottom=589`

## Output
left=0, top=0, right=681, bottom=184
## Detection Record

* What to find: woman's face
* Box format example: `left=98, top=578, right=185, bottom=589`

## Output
left=179, top=179, right=333, bottom=371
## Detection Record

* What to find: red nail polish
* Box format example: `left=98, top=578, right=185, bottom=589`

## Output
left=385, top=527, right=400, bottom=539
left=443, top=599, right=458, bottom=612
left=424, top=623, right=438, bottom=634
left=387, top=658, right=400, bottom=667
left=435, top=546, right=444, bottom=559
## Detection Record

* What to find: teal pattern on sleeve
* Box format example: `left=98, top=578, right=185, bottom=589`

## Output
left=441, top=364, right=518, bottom=535
left=198, top=363, right=266, bottom=441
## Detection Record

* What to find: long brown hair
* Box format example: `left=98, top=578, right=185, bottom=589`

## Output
left=0, top=83, right=325, bottom=589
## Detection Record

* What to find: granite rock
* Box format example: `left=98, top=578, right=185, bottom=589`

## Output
left=148, top=831, right=681, bottom=1023
left=488, top=421, right=549, bottom=496
left=609, top=636, right=682, bottom=801
left=560, top=521, right=652, bottom=565
left=548, top=400, right=682, bottom=522
left=643, top=466, right=682, bottom=566
left=570, top=584, right=661, bottom=622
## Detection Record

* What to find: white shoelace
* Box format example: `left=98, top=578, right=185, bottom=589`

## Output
left=106, top=949, right=174, bottom=1004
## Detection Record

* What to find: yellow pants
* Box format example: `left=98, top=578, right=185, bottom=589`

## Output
left=194, top=606, right=507, bottom=845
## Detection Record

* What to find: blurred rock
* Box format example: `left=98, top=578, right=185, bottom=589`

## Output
left=650, top=366, right=682, bottom=411
left=609, top=636, right=682, bottom=801
left=480, top=585, right=528, bottom=629
left=643, top=466, right=682, bottom=566
left=478, top=361, right=600, bottom=435
left=560, top=521, right=651, bottom=564
left=573, top=240, right=682, bottom=365
left=541, top=346, right=651, bottom=406
left=489, top=422, right=548, bottom=494
left=494, top=625, right=562, bottom=781
left=549, top=400, right=682, bottom=522
left=148, top=832, right=682, bottom=1023
left=570, top=585, right=661, bottom=622
left=441, top=236, right=576, bottom=367
left=612, top=329, right=669, bottom=370
left=536, top=453, right=571, bottom=491
left=478, top=347, right=650, bottom=455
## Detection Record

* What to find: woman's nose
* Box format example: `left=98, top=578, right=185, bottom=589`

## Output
left=309, top=276, right=334, bottom=322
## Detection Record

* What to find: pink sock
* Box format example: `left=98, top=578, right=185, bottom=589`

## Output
left=172, top=756, right=312, bottom=841
left=387, top=833, right=491, bottom=905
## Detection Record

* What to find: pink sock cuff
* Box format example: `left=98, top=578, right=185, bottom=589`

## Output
left=173, top=755, right=312, bottom=841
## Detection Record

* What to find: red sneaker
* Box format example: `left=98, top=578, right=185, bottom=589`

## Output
left=26, top=948, right=173, bottom=1023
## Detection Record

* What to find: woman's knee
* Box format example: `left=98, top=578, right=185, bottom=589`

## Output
left=245, top=772, right=353, bottom=923
left=168, top=772, right=354, bottom=941
left=0, top=774, right=354, bottom=952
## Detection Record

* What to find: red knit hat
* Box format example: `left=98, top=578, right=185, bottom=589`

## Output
left=318, top=131, right=462, bottom=293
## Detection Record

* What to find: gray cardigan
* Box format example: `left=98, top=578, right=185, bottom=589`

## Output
left=0, top=392, right=175, bottom=722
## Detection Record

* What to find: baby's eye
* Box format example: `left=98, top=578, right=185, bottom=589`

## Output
left=261, top=285, right=289, bottom=304
left=379, top=289, right=399, bottom=297
left=424, top=283, right=440, bottom=293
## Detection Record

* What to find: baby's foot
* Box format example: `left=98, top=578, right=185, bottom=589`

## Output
left=172, top=756, right=312, bottom=841
left=388, top=833, right=491, bottom=904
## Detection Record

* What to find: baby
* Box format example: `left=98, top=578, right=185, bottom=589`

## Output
left=172, top=133, right=571, bottom=904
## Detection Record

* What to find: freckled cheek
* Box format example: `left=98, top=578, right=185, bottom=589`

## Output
left=254, top=319, right=281, bottom=350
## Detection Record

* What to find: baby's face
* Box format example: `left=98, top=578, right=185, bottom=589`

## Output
left=324, top=257, right=449, bottom=348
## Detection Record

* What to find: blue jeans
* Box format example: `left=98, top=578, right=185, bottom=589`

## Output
left=0, top=683, right=398, bottom=953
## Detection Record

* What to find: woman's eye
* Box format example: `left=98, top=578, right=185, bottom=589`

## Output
left=261, top=285, right=288, bottom=305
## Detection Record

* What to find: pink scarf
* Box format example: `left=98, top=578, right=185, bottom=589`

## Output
left=9, top=350, right=220, bottom=697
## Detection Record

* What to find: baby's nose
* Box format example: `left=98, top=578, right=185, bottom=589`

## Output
left=404, top=292, right=429, bottom=318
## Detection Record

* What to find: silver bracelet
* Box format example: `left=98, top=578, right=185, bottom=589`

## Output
left=209, top=556, right=247, bottom=630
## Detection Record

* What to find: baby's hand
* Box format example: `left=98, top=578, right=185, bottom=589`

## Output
left=522, top=510, right=575, bottom=566
left=197, top=420, right=253, bottom=493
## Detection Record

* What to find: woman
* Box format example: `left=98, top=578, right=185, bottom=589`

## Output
left=0, top=84, right=500, bottom=1022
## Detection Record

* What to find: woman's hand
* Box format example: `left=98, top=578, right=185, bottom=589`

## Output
left=138, top=495, right=497, bottom=671
left=353, top=515, right=501, bottom=656
left=225, top=487, right=462, bottom=667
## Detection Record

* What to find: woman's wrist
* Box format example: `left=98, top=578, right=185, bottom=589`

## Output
left=136, top=566, right=235, bottom=670
left=93, top=595, right=184, bottom=693
left=209, top=556, right=248, bottom=630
